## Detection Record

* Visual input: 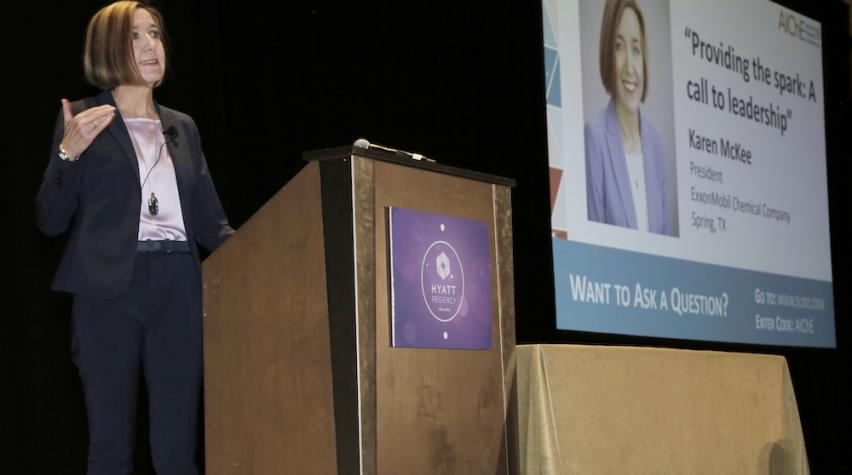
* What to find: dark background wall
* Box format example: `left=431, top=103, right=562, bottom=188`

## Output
left=3, top=0, right=849, bottom=472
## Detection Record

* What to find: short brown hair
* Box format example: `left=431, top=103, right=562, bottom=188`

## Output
left=83, top=1, right=168, bottom=89
left=598, top=0, right=648, bottom=102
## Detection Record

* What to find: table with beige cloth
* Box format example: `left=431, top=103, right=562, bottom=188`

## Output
left=514, top=344, right=808, bottom=474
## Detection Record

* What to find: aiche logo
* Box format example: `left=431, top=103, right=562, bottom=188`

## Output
left=778, top=9, right=820, bottom=47
left=420, top=240, right=465, bottom=322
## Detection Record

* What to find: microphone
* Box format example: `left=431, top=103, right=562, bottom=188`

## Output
left=163, top=126, right=178, bottom=144
left=353, top=138, right=435, bottom=163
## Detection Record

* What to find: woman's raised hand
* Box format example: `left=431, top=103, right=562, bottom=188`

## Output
left=58, top=98, right=116, bottom=160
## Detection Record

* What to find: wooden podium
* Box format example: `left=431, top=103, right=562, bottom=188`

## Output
left=202, top=146, right=516, bottom=474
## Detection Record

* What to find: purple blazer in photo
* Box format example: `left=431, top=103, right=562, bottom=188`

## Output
left=584, top=101, right=673, bottom=236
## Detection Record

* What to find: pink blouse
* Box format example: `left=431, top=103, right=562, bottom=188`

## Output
left=124, top=117, right=188, bottom=242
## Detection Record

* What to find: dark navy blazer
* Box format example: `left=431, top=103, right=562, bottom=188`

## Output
left=37, top=90, right=234, bottom=298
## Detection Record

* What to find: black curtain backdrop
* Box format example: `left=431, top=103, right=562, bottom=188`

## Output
left=4, top=0, right=849, bottom=473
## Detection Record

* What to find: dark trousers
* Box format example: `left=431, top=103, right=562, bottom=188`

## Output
left=71, top=251, right=201, bottom=475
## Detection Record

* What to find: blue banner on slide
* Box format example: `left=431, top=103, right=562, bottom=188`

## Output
left=553, top=238, right=835, bottom=347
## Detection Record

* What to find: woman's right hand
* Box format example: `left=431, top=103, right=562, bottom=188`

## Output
left=58, top=98, right=116, bottom=160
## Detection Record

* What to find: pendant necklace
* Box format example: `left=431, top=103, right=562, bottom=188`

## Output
left=148, top=192, right=159, bottom=216
left=141, top=140, right=169, bottom=216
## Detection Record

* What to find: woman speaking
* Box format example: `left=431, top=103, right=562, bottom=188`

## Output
left=36, top=2, right=233, bottom=473
left=585, top=0, right=673, bottom=236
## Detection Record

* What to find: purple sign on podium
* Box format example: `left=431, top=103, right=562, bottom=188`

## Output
left=389, top=207, right=492, bottom=350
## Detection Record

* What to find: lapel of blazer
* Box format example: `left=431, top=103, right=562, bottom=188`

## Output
left=95, top=90, right=140, bottom=181
left=639, top=112, right=660, bottom=233
left=154, top=102, right=193, bottom=224
left=604, top=102, right=637, bottom=229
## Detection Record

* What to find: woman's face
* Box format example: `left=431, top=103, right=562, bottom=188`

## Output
left=612, top=7, right=644, bottom=113
left=131, top=8, right=165, bottom=87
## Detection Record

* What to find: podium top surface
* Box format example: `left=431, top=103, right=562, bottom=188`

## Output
left=303, top=146, right=516, bottom=188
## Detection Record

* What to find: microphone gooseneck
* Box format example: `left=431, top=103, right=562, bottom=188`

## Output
left=352, top=137, right=434, bottom=162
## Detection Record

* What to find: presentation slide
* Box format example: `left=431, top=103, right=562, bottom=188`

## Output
left=543, top=0, right=835, bottom=347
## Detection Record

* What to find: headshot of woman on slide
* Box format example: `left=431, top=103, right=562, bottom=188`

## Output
left=585, top=0, right=673, bottom=236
